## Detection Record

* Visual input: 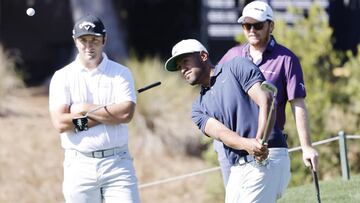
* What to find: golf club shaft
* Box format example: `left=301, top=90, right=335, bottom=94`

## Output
left=314, top=172, right=321, bottom=203
left=85, top=81, right=161, bottom=116
left=310, top=162, right=321, bottom=203
left=137, top=81, right=161, bottom=93
left=259, top=81, right=277, bottom=145
left=260, top=96, right=276, bottom=145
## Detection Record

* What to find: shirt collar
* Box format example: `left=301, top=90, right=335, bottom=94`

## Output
left=244, top=35, right=277, bottom=58
left=97, top=53, right=108, bottom=73
left=200, top=65, right=222, bottom=94
left=213, top=63, right=222, bottom=77
left=75, top=53, right=108, bottom=73
left=267, top=35, right=277, bottom=52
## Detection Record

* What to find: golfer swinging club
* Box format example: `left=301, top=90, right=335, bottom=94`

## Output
left=165, top=39, right=290, bottom=203
left=216, top=0, right=319, bottom=189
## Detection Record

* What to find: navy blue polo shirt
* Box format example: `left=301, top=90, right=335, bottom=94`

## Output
left=192, top=57, right=287, bottom=166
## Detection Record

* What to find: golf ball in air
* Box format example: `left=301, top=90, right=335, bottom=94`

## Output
left=26, top=8, right=35, bottom=16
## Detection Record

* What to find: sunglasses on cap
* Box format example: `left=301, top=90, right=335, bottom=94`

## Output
left=241, top=21, right=267, bottom=31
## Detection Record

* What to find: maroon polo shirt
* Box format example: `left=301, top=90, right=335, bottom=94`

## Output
left=219, top=36, right=306, bottom=131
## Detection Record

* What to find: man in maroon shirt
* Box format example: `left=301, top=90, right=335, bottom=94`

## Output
left=214, top=0, right=319, bottom=188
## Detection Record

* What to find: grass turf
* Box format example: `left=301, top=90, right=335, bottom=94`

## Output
left=278, top=174, right=360, bottom=203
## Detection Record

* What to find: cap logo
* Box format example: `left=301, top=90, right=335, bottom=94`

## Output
left=254, top=8, right=265, bottom=12
left=79, top=21, right=95, bottom=30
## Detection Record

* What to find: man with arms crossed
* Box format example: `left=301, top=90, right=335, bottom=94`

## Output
left=215, top=0, right=319, bottom=187
left=49, top=15, right=140, bottom=203
left=165, top=39, right=290, bottom=202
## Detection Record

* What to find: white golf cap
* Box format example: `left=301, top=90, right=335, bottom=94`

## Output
left=165, top=39, right=208, bottom=71
left=237, top=1, right=273, bottom=24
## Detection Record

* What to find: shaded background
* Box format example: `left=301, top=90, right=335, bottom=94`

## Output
left=0, top=0, right=360, bottom=86
left=1, top=1, right=360, bottom=203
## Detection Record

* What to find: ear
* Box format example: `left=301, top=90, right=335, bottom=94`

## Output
left=199, top=51, right=209, bottom=62
left=102, top=36, right=107, bottom=45
left=269, top=21, right=274, bottom=33
left=72, top=36, right=76, bottom=43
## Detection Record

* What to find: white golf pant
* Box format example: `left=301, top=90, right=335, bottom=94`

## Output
left=214, top=139, right=231, bottom=187
left=63, top=148, right=140, bottom=203
left=225, top=148, right=291, bottom=203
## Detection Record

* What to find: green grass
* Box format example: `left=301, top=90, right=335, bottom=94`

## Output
left=278, top=174, right=360, bottom=203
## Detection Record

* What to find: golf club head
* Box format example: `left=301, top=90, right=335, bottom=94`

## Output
left=261, top=81, right=278, bottom=96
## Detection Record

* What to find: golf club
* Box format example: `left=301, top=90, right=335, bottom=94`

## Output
left=137, top=81, right=161, bottom=93
left=72, top=81, right=161, bottom=132
left=255, top=81, right=278, bottom=166
left=259, top=81, right=278, bottom=145
left=310, top=161, right=321, bottom=203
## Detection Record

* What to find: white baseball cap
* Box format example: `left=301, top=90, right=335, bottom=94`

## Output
left=165, top=39, right=208, bottom=71
left=237, top=1, right=273, bottom=24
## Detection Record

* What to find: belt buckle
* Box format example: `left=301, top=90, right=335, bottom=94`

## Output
left=92, top=151, right=104, bottom=158
left=238, top=155, right=254, bottom=166
left=87, top=148, right=121, bottom=158
left=238, top=157, right=246, bottom=165
left=103, top=149, right=114, bottom=157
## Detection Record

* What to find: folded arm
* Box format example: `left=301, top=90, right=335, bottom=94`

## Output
left=50, top=101, right=135, bottom=134
left=49, top=104, right=85, bottom=133
left=70, top=102, right=136, bottom=125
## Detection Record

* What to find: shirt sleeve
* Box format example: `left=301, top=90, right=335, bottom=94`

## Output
left=114, top=67, right=137, bottom=104
left=49, top=70, right=70, bottom=110
left=285, top=55, right=306, bottom=100
left=230, top=57, right=265, bottom=92
left=191, top=96, right=210, bottom=134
